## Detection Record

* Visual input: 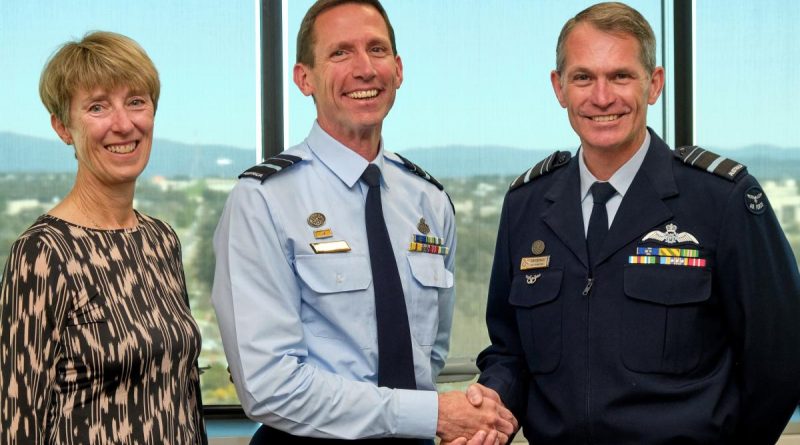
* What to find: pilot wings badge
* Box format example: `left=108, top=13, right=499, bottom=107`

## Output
left=641, top=223, right=699, bottom=245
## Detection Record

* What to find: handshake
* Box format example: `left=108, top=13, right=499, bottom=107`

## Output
left=436, top=384, right=519, bottom=445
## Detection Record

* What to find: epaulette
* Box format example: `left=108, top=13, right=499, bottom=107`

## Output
left=395, top=153, right=454, bottom=214
left=674, top=145, right=746, bottom=181
left=395, top=153, right=444, bottom=191
left=238, top=153, right=303, bottom=183
left=509, top=150, right=571, bottom=191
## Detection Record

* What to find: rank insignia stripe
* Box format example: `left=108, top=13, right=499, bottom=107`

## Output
left=238, top=154, right=303, bottom=183
left=520, top=256, right=550, bottom=270
left=509, top=150, right=571, bottom=191
left=310, top=240, right=351, bottom=254
left=675, top=145, right=746, bottom=181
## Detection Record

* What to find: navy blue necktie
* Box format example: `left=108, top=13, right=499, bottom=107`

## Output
left=361, top=164, right=416, bottom=390
left=586, top=181, right=617, bottom=266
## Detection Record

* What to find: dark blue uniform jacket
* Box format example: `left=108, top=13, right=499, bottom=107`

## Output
left=477, top=130, right=800, bottom=445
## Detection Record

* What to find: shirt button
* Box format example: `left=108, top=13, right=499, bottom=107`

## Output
left=336, top=273, right=344, bottom=284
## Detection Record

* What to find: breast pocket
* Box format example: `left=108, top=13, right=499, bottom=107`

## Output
left=508, top=269, right=563, bottom=374
left=296, top=255, right=373, bottom=348
left=407, top=254, right=453, bottom=346
left=622, top=265, right=712, bottom=374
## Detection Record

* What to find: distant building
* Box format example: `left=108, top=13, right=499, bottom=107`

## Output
left=206, top=179, right=237, bottom=193
left=764, top=179, right=800, bottom=228
left=454, top=199, right=474, bottom=215
left=150, top=176, right=192, bottom=192
left=6, top=199, right=44, bottom=215
left=474, top=182, right=498, bottom=198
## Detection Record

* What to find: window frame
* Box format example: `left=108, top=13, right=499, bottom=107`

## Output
left=215, top=3, right=800, bottom=439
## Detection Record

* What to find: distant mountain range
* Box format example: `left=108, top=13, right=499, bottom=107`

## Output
left=407, top=144, right=800, bottom=181
left=0, top=132, right=256, bottom=179
left=2, top=132, right=799, bottom=180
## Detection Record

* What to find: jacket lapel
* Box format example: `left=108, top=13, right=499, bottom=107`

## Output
left=543, top=159, right=590, bottom=269
left=595, top=130, right=680, bottom=265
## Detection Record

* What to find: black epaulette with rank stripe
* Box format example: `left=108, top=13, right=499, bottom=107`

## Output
left=509, top=150, right=571, bottom=191
left=238, top=154, right=302, bottom=183
left=396, top=153, right=444, bottom=191
left=674, top=146, right=746, bottom=181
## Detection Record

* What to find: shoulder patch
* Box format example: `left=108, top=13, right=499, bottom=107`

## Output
left=744, top=186, right=768, bottom=215
left=674, top=145, right=746, bottom=181
left=509, top=150, right=571, bottom=191
left=395, top=153, right=444, bottom=191
left=238, top=154, right=303, bottom=183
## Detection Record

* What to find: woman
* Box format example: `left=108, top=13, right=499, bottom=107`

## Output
left=0, top=31, right=206, bottom=444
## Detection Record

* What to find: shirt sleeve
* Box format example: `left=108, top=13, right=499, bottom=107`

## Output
left=0, top=235, right=70, bottom=443
left=430, top=197, right=457, bottom=378
left=211, top=180, right=437, bottom=439
left=716, top=176, right=800, bottom=444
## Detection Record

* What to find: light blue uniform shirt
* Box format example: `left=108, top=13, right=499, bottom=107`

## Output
left=211, top=122, right=456, bottom=439
left=579, top=131, right=651, bottom=234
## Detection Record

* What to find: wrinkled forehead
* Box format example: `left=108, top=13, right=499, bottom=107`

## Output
left=310, top=3, right=392, bottom=56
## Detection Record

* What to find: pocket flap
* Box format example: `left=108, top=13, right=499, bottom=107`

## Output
left=407, top=254, right=453, bottom=288
left=509, top=269, right=563, bottom=307
left=624, top=265, right=711, bottom=306
left=296, top=255, right=371, bottom=294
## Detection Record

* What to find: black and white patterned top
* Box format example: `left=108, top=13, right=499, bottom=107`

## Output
left=0, top=212, right=205, bottom=444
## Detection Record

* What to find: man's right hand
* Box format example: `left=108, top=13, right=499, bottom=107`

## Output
left=466, top=383, right=518, bottom=433
left=436, top=390, right=516, bottom=444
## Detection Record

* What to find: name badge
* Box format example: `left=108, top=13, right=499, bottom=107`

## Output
left=310, top=240, right=351, bottom=254
left=520, top=256, right=550, bottom=270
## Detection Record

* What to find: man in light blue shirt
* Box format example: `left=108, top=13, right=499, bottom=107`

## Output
left=211, top=0, right=516, bottom=443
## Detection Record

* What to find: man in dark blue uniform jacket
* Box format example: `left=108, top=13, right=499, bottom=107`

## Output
left=467, top=2, right=800, bottom=444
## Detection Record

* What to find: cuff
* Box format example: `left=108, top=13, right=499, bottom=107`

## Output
left=392, top=389, right=438, bottom=438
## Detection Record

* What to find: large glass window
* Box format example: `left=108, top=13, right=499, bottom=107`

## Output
left=0, top=0, right=257, bottom=405
left=696, top=0, right=800, bottom=430
left=286, top=0, right=665, bottom=366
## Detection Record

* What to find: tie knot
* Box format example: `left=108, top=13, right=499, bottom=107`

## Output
left=361, top=164, right=381, bottom=187
left=591, top=181, right=616, bottom=205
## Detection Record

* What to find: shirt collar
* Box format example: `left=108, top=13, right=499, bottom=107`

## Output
left=579, top=131, right=651, bottom=202
left=305, top=121, right=388, bottom=189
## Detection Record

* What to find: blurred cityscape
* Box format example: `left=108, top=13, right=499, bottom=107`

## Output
left=2, top=138, right=799, bottom=404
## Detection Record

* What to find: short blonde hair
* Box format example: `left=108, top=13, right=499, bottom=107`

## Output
left=39, top=31, right=160, bottom=127
left=556, top=2, right=656, bottom=75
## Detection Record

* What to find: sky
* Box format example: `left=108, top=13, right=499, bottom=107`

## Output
left=0, top=0, right=257, bottom=149
left=1, top=1, right=798, bottom=152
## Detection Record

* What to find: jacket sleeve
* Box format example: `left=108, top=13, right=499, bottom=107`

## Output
left=476, top=195, right=530, bottom=416
left=716, top=175, right=800, bottom=444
